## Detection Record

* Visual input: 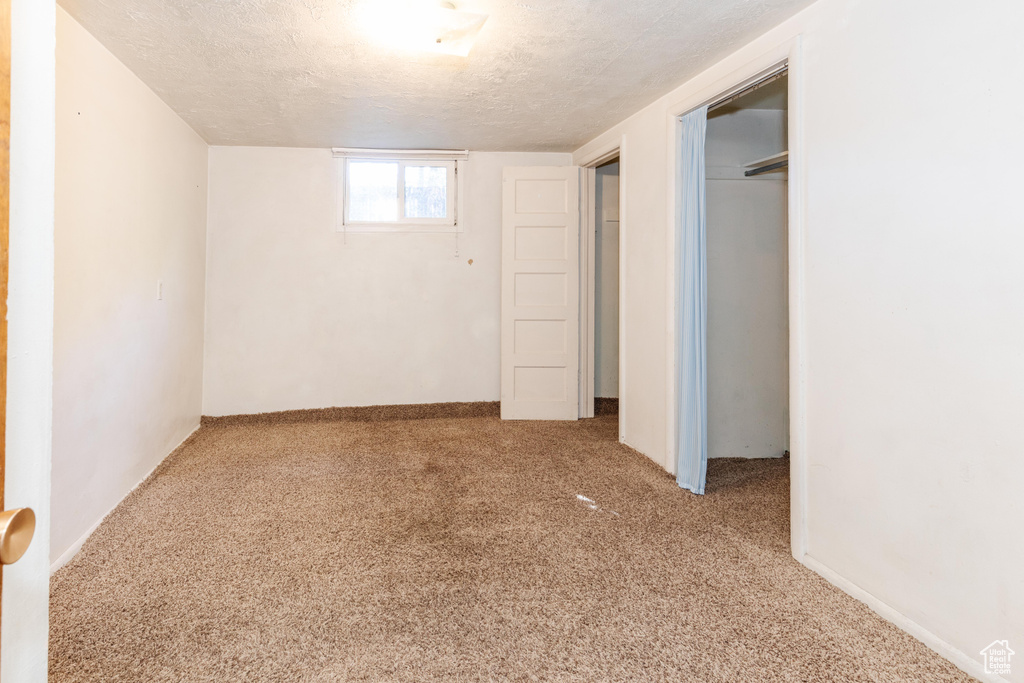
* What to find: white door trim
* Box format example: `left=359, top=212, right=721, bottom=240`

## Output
left=576, top=142, right=621, bottom=169
left=578, top=140, right=624, bottom=436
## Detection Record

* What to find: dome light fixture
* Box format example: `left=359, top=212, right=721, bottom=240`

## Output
left=358, top=1, right=489, bottom=57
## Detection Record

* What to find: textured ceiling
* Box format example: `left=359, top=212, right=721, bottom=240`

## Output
left=58, top=0, right=815, bottom=151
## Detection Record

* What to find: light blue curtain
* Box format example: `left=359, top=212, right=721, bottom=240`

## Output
left=676, top=106, right=708, bottom=495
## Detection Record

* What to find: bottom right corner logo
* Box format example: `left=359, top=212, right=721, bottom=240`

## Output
left=981, top=640, right=1015, bottom=676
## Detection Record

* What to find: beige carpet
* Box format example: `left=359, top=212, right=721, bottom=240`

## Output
left=50, top=407, right=972, bottom=682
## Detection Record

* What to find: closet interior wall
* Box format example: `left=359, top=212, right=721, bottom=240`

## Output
left=705, top=81, right=789, bottom=459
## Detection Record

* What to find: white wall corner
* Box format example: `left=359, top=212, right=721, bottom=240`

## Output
left=799, top=554, right=1005, bottom=683
left=49, top=423, right=201, bottom=575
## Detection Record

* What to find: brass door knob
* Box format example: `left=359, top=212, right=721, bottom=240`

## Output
left=0, top=508, right=35, bottom=565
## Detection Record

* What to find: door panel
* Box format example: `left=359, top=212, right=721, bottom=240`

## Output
left=501, top=167, right=580, bottom=420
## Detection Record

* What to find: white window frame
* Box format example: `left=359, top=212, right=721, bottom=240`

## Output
left=333, top=148, right=468, bottom=233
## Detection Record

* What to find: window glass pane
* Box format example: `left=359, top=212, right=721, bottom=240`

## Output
left=348, top=161, right=398, bottom=222
left=404, top=165, right=448, bottom=219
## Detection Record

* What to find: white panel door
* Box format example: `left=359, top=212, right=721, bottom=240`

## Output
left=501, top=167, right=581, bottom=420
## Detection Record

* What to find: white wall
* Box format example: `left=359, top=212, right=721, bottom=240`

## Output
left=204, top=148, right=570, bottom=416
left=3, top=1, right=56, bottom=680
left=51, top=8, right=208, bottom=566
left=574, top=0, right=1024, bottom=679
left=706, top=108, right=788, bottom=458
left=594, top=161, right=619, bottom=399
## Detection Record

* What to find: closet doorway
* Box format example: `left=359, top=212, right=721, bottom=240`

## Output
left=675, top=68, right=792, bottom=494
left=705, top=74, right=790, bottom=469
left=577, top=148, right=622, bottom=421
left=592, top=158, right=619, bottom=417
left=578, top=153, right=620, bottom=420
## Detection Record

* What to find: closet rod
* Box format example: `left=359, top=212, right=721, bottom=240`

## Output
left=708, top=68, right=788, bottom=113
left=744, top=159, right=788, bottom=177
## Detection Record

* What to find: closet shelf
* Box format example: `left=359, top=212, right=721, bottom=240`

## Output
left=743, top=150, right=788, bottom=177
left=743, top=150, right=788, bottom=168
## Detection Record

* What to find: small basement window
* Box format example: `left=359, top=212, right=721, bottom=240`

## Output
left=334, top=148, right=467, bottom=232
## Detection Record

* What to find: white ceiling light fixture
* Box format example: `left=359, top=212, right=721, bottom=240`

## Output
left=358, top=1, right=489, bottom=57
